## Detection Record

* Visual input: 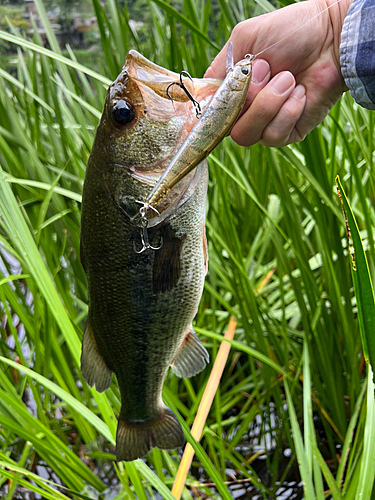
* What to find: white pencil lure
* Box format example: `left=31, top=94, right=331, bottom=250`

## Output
left=144, top=42, right=254, bottom=209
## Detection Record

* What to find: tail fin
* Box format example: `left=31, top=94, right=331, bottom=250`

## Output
left=116, top=407, right=184, bottom=461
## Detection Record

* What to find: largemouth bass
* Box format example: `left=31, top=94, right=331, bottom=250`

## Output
left=80, top=51, right=221, bottom=461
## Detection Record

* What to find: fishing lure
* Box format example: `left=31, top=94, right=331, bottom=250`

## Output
left=142, top=43, right=253, bottom=212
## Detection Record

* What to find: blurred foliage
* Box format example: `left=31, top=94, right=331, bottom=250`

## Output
left=0, top=5, right=29, bottom=31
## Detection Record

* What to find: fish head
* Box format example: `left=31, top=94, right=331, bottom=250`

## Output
left=89, top=51, right=221, bottom=217
left=228, top=55, right=254, bottom=91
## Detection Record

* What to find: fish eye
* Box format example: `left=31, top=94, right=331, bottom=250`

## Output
left=112, top=100, right=135, bottom=125
left=241, top=67, right=249, bottom=75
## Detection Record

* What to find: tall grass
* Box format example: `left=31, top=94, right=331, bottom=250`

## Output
left=0, top=0, right=374, bottom=498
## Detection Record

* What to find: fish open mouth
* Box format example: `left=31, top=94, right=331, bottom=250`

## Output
left=112, top=50, right=222, bottom=125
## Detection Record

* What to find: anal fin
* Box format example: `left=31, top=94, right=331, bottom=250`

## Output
left=171, top=327, right=209, bottom=378
left=81, top=319, right=113, bottom=392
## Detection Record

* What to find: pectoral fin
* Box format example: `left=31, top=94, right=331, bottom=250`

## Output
left=152, top=225, right=186, bottom=294
left=81, top=319, right=113, bottom=392
left=171, top=327, right=209, bottom=378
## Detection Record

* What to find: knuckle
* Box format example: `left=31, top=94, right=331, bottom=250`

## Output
left=254, top=98, right=274, bottom=122
left=280, top=104, right=297, bottom=122
left=289, top=128, right=306, bottom=144
left=230, top=24, right=243, bottom=45
left=231, top=129, right=256, bottom=147
left=231, top=19, right=257, bottom=52
left=232, top=19, right=250, bottom=38
left=261, top=129, right=288, bottom=148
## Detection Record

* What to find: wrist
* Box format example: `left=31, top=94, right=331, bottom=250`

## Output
left=322, top=0, right=353, bottom=72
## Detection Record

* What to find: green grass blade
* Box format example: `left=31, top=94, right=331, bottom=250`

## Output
left=0, top=30, right=110, bottom=85
left=0, top=356, right=113, bottom=442
left=336, top=379, right=367, bottom=488
left=196, top=327, right=291, bottom=380
left=134, top=460, right=178, bottom=500
left=5, top=174, right=82, bottom=202
left=356, top=366, right=375, bottom=499
left=150, top=0, right=220, bottom=50
left=284, top=380, right=315, bottom=500
left=0, top=165, right=81, bottom=364
left=336, top=176, right=375, bottom=371
left=310, top=439, right=343, bottom=499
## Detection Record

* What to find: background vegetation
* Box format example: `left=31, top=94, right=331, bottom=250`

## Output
left=0, top=0, right=374, bottom=498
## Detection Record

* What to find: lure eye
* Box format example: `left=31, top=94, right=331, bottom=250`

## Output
left=241, top=67, right=249, bottom=75
left=112, top=100, right=135, bottom=125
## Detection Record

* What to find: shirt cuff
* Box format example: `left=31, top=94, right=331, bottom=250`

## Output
left=340, top=0, right=375, bottom=109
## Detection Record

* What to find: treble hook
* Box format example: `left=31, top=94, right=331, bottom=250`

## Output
left=166, top=71, right=202, bottom=119
left=133, top=201, right=163, bottom=253
left=133, top=220, right=163, bottom=254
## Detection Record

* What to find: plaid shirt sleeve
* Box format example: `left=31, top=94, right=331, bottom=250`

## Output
left=340, top=0, right=375, bottom=109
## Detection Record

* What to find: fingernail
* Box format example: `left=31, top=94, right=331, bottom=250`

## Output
left=251, top=59, right=270, bottom=84
left=271, top=72, right=294, bottom=95
left=291, top=84, right=306, bottom=100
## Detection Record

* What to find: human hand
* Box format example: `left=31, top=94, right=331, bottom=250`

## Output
left=205, top=0, right=352, bottom=147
